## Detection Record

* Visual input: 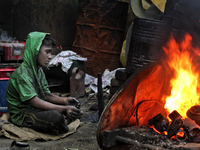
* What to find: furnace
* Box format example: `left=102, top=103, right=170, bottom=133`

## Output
left=96, top=0, right=200, bottom=149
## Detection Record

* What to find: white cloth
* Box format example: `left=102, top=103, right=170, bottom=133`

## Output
left=48, top=51, right=123, bottom=93
left=87, top=68, right=124, bottom=93
left=48, top=50, right=87, bottom=73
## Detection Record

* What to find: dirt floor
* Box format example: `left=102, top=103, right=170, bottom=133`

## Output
left=0, top=88, right=111, bottom=150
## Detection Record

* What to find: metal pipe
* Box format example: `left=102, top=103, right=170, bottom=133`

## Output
left=115, top=135, right=167, bottom=150
left=98, top=73, right=104, bottom=119
left=175, top=129, right=187, bottom=142
left=183, top=117, right=200, bottom=138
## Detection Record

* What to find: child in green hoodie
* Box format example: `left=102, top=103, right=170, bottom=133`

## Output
left=6, top=31, right=81, bottom=134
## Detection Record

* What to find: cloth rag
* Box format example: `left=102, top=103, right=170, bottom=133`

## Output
left=0, top=113, right=80, bottom=141
left=48, top=50, right=87, bottom=73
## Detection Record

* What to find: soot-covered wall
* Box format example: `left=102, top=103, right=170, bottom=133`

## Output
left=0, top=0, right=78, bottom=49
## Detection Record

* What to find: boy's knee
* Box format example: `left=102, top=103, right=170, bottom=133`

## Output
left=50, top=110, right=65, bottom=124
left=50, top=110, right=69, bottom=133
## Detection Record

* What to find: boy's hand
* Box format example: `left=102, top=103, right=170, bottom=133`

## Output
left=62, top=105, right=82, bottom=120
left=65, top=97, right=80, bottom=108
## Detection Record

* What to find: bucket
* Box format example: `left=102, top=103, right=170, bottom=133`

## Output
left=0, top=79, right=9, bottom=115
left=72, top=0, right=129, bottom=77
left=0, top=63, right=19, bottom=115
left=126, top=18, right=171, bottom=75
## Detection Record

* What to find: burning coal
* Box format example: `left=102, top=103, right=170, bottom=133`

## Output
left=149, top=33, right=200, bottom=142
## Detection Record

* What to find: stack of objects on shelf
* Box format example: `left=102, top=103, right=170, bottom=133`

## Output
left=0, top=41, right=24, bottom=116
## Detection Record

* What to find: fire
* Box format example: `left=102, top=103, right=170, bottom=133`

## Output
left=163, top=34, right=200, bottom=118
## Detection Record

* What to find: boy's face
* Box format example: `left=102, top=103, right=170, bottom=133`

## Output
left=37, top=45, right=52, bottom=67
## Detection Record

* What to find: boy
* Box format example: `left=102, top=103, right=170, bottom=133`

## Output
left=6, top=31, right=81, bottom=134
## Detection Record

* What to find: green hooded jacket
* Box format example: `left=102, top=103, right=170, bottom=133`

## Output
left=6, top=32, right=51, bottom=126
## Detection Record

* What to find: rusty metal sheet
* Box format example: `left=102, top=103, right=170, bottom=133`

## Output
left=72, top=0, right=128, bottom=77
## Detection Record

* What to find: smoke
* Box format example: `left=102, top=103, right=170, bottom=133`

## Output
left=0, top=29, right=16, bottom=41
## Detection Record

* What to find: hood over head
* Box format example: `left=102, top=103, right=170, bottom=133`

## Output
left=23, top=31, right=50, bottom=100
left=23, top=31, right=50, bottom=68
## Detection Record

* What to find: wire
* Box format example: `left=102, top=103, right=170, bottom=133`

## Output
left=134, top=100, right=167, bottom=126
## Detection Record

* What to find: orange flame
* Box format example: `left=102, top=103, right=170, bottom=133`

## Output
left=163, top=34, right=200, bottom=118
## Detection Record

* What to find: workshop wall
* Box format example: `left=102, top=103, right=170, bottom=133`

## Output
left=0, top=0, right=12, bottom=37
left=0, top=0, right=79, bottom=49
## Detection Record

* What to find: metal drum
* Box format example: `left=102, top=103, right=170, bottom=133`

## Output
left=125, top=18, right=171, bottom=75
